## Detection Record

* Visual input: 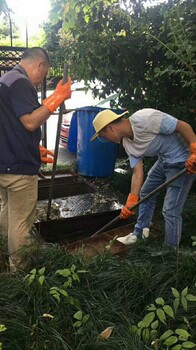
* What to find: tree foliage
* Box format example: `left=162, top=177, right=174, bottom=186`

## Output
left=0, top=0, right=9, bottom=15
left=0, top=0, right=19, bottom=46
left=44, top=0, right=196, bottom=124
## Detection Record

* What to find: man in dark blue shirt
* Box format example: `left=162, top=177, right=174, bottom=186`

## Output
left=0, top=47, right=71, bottom=271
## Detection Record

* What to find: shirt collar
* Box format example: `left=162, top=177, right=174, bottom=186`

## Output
left=13, top=64, right=29, bottom=79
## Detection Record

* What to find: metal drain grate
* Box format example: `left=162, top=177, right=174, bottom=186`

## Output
left=59, top=192, right=122, bottom=217
left=36, top=192, right=122, bottom=221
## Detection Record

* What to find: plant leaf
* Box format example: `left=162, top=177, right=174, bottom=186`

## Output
left=173, top=298, right=180, bottom=313
left=164, top=335, right=178, bottom=346
left=181, top=296, right=188, bottom=311
left=59, top=289, right=68, bottom=297
left=82, top=315, right=90, bottom=323
left=28, top=275, right=35, bottom=285
left=74, top=311, right=83, bottom=320
left=147, top=304, right=156, bottom=311
left=55, top=269, right=71, bottom=277
left=160, top=329, right=174, bottom=340
left=175, top=329, right=190, bottom=339
left=155, top=297, right=165, bottom=306
left=186, top=294, right=196, bottom=302
left=151, top=320, right=159, bottom=330
left=172, top=288, right=180, bottom=298
left=52, top=293, right=60, bottom=303
left=38, top=275, right=45, bottom=286
left=182, top=341, right=196, bottom=348
left=138, top=321, right=145, bottom=329
left=73, top=272, right=80, bottom=282
left=142, top=328, right=150, bottom=341
left=143, top=312, right=155, bottom=327
left=71, top=264, right=76, bottom=273
left=163, top=305, right=174, bottom=318
left=156, top=309, right=166, bottom=324
left=0, top=325, right=6, bottom=332
left=171, top=345, right=182, bottom=350
left=182, top=287, right=188, bottom=297
left=73, top=320, right=82, bottom=328
left=38, top=267, right=45, bottom=276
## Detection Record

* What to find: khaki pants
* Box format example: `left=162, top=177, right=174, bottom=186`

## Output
left=0, top=174, right=38, bottom=268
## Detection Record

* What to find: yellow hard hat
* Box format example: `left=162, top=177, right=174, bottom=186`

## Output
left=90, top=109, right=128, bottom=141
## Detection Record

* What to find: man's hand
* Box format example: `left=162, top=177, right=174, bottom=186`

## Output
left=42, top=77, right=71, bottom=113
left=39, top=145, right=54, bottom=164
left=185, top=142, right=196, bottom=174
left=120, top=193, right=139, bottom=219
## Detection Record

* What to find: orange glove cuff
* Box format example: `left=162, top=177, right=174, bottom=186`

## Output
left=42, top=77, right=71, bottom=113
left=126, top=193, right=139, bottom=208
left=120, top=193, right=139, bottom=220
left=185, top=154, right=196, bottom=174
left=190, top=142, right=196, bottom=154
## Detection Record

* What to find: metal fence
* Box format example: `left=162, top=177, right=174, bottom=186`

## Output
left=0, top=45, right=26, bottom=76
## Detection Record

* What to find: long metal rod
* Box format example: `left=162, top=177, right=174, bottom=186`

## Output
left=47, top=64, right=68, bottom=220
left=91, top=167, right=187, bottom=237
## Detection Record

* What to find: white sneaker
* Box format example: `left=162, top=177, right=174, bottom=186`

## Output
left=116, top=233, right=138, bottom=245
left=142, top=228, right=150, bottom=239
left=117, top=228, right=150, bottom=246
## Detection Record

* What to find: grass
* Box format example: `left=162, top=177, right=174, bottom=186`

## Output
left=0, top=234, right=195, bottom=349
left=40, top=163, right=74, bottom=173
left=0, top=174, right=195, bottom=349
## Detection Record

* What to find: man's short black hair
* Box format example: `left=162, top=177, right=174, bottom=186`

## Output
left=21, top=47, right=50, bottom=65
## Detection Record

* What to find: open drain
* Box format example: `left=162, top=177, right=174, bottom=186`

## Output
left=35, top=170, right=131, bottom=249
left=35, top=209, right=132, bottom=243
left=38, top=175, right=95, bottom=200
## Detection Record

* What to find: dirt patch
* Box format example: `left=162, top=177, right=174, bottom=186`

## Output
left=64, top=224, right=133, bottom=259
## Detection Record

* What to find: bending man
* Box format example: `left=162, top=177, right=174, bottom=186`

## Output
left=90, top=108, right=196, bottom=247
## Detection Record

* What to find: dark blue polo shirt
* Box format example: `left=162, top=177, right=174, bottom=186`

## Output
left=0, top=65, right=41, bottom=175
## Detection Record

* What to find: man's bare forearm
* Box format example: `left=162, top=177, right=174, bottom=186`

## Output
left=176, top=120, right=196, bottom=145
left=130, top=159, right=144, bottom=195
left=19, top=105, right=51, bottom=132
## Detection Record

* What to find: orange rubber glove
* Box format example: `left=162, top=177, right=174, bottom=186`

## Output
left=185, top=142, right=196, bottom=174
left=39, top=145, right=54, bottom=164
left=42, top=77, right=71, bottom=113
left=120, top=193, right=139, bottom=220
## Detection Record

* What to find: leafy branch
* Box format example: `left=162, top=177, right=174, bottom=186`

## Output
left=131, top=287, right=196, bottom=349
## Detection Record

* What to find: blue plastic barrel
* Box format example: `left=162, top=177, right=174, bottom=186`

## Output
left=76, top=107, right=119, bottom=177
